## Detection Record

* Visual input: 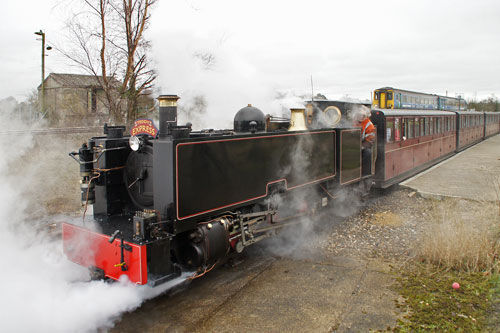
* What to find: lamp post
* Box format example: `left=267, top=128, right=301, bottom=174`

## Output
left=34, top=30, right=52, bottom=118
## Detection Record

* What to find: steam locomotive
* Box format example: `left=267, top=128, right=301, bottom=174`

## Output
left=63, top=95, right=372, bottom=286
left=62, top=93, right=500, bottom=286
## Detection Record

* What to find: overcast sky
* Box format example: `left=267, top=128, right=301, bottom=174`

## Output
left=1, top=0, right=499, bottom=120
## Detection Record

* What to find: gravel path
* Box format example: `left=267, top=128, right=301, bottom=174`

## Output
left=324, top=187, right=433, bottom=261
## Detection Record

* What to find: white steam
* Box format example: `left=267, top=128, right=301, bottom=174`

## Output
left=260, top=126, right=365, bottom=258
left=0, top=106, right=187, bottom=332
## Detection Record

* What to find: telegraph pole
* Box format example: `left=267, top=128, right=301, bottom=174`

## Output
left=34, top=30, right=51, bottom=118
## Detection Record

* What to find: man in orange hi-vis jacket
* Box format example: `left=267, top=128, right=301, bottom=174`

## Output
left=357, top=109, right=376, bottom=148
left=354, top=107, right=376, bottom=176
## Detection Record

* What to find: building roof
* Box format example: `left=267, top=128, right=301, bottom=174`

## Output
left=38, top=73, right=121, bottom=89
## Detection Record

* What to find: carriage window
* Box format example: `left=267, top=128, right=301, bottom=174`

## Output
left=394, top=117, right=402, bottom=141
left=388, top=92, right=393, bottom=100
left=386, top=117, right=394, bottom=142
left=429, top=117, right=434, bottom=135
left=438, top=117, right=442, bottom=133
left=408, top=118, right=414, bottom=138
left=420, top=118, right=425, bottom=136
left=415, top=117, right=420, bottom=137
left=374, top=91, right=379, bottom=100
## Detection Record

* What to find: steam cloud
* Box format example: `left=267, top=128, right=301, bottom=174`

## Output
left=0, top=106, right=187, bottom=332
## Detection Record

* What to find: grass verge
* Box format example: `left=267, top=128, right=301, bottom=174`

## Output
left=392, top=196, right=500, bottom=331
left=394, top=264, right=499, bottom=331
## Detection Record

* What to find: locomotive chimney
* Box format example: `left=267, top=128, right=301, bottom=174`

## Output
left=157, top=94, right=180, bottom=138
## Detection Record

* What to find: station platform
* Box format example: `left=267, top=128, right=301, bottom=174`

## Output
left=400, top=134, right=500, bottom=201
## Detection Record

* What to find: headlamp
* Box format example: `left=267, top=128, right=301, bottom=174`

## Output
left=129, top=136, right=142, bottom=151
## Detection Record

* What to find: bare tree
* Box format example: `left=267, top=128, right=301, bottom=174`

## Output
left=59, top=0, right=157, bottom=124
left=119, top=0, right=157, bottom=123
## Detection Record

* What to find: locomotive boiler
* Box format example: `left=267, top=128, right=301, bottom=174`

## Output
left=62, top=95, right=368, bottom=286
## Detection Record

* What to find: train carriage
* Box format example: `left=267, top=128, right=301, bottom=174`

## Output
left=455, top=111, right=485, bottom=151
left=370, top=109, right=457, bottom=188
left=484, top=112, right=500, bottom=138
left=373, top=87, right=466, bottom=111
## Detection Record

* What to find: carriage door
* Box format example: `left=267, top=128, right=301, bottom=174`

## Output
left=380, top=92, right=387, bottom=108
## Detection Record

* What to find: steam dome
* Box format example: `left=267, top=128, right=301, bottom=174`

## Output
left=233, top=104, right=266, bottom=133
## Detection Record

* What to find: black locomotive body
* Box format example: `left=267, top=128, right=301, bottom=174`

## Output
left=63, top=96, right=366, bottom=286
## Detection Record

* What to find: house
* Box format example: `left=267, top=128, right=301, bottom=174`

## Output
left=38, top=73, right=122, bottom=126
